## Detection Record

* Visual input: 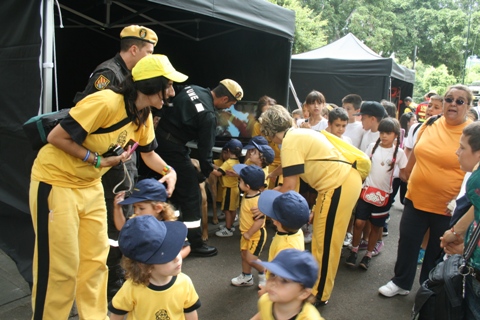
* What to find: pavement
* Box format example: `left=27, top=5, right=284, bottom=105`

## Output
left=0, top=196, right=420, bottom=320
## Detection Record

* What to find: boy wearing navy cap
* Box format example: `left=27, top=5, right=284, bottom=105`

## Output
left=250, top=249, right=325, bottom=320
left=229, top=164, right=267, bottom=287
left=257, top=190, right=310, bottom=290
left=244, top=137, right=275, bottom=169
left=109, top=215, right=201, bottom=320
left=212, top=139, right=243, bottom=237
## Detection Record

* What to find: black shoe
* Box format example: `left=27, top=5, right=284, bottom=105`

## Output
left=345, top=251, right=357, bottom=267
left=313, top=298, right=329, bottom=308
left=359, top=255, right=371, bottom=270
left=190, top=244, right=218, bottom=257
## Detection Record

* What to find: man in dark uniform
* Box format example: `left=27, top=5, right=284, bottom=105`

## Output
left=154, top=79, right=244, bottom=257
left=73, top=25, right=158, bottom=299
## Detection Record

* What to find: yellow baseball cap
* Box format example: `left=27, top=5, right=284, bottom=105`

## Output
left=132, top=55, right=188, bottom=83
left=220, top=79, right=243, bottom=101
left=120, top=25, right=158, bottom=46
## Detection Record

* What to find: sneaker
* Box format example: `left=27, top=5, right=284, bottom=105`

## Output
left=372, top=240, right=384, bottom=256
left=215, top=227, right=234, bottom=237
left=417, top=248, right=425, bottom=265
left=345, top=251, right=357, bottom=266
left=378, top=281, right=410, bottom=297
left=383, top=226, right=389, bottom=236
left=218, top=223, right=235, bottom=232
left=258, top=273, right=266, bottom=289
left=359, top=255, right=371, bottom=270
left=231, top=273, right=254, bottom=287
left=358, top=239, right=368, bottom=250
left=217, top=212, right=226, bottom=220
left=343, top=232, right=353, bottom=247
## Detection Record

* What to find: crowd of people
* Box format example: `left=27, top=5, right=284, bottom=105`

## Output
left=27, top=23, right=480, bottom=320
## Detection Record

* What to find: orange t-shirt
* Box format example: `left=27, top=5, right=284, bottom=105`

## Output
left=406, top=117, right=472, bottom=215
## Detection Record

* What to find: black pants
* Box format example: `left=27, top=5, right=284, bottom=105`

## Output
left=152, top=138, right=204, bottom=248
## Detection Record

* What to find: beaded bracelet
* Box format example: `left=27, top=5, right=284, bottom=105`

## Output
left=451, top=227, right=462, bottom=239
left=95, top=155, right=102, bottom=168
left=161, top=165, right=171, bottom=176
left=82, top=150, right=91, bottom=162
left=92, top=152, right=98, bottom=166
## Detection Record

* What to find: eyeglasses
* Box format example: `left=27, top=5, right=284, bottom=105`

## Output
left=444, top=97, right=467, bottom=106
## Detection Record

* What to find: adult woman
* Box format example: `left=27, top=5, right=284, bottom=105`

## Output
left=441, top=121, right=480, bottom=319
left=29, top=54, right=187, bottom=319
left=297, top=90, right=328, bottom=131
left=379, top=84, right=473, bottom=297
left=260, top=105, right=362, bottom=305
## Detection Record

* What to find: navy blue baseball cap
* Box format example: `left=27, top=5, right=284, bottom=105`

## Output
left=244, top=136, right=268, bottom=149
left=247, top=141, right=274, bottom=165
left=119, top=178, right=167, bottom=204
left=258, top=190, right=310, bottom=230
left=233, top=164, right=265, bottom=190
left=253, top=249, right=319, bottom=288
left=353, top=101, right=387, bottom=118
left=119, top=215, right=187, bottom=264
left=223, top=138, right=243, bottom=152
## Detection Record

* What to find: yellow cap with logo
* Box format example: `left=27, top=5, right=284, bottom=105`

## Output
left=132, top=55, right=188, bottom=83
left=220, top=79, right=243, bottom=101
left=120, top=25, right=158, bottom=46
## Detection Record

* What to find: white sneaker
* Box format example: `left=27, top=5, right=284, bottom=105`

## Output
left=378, top=281, right=410, bottom=297
left=217, top=212, right=226, bottom=220
left=215, top=227, right=234, bottom=237
left=231, top=273, right=254, bottom=287
left=372, top=240, right=384, bottom=257
left=343, top=232, right=353, bottom=247
left=258, top=273, right=266, bottom=289
left=218, top=223, right=235, bottom=232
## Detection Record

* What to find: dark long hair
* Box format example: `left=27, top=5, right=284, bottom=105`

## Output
left=111, top=75, right=170, bottom=130
left=399, top=112, right=416, bottom=137
left=371, top=118, right=401, bottom=172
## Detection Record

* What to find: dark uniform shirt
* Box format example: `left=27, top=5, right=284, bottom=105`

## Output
left=157, top=85, right=217, bottom=176
left=73, top=53, right=130, bottom=104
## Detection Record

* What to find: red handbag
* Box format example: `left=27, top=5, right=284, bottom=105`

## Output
left=360, top=186, right=389, bottom=207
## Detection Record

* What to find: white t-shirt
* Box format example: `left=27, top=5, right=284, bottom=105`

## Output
left=296, top=118, right=328, bottom=131
left=360, top=130, right=379, bottom=153
left=344, top=121, right=364, bottom=149
left=404, top=122, right=422, bottom=149
left=364, top=143, right=408, bottom=193
left=342, top=135, right=353, bottom=145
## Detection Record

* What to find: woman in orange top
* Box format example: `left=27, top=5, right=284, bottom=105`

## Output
left=379, top=84, right=474, bottom=297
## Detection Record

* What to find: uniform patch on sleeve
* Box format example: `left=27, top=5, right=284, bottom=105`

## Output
left=94, top=75, right=110, bottom=90
left=195, top=103, right=204, bottom=112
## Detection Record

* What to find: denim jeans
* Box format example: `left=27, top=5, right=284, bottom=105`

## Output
left=465, top=275, right=480, bottom=320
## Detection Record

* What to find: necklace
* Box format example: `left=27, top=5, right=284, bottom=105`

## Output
left=379, top=146, right=387, bottom=166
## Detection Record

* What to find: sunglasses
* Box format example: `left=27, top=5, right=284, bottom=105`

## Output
left=444, top=97, right=467, bottom=106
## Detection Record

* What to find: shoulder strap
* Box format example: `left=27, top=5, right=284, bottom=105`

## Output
left=92, top=117, right=131, bottom=134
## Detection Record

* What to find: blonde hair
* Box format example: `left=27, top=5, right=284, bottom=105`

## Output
left=259, top=104, right=293, bottom=137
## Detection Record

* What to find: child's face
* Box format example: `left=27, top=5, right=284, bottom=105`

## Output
left=152, top=252, right=183, bottom=278
left=302, top=105, right=310, bottom=118
left=238, top=177, right=248, bottom=192
left=292, top=113, right=302, bottom=121
left=342, top=103, right=357, bottom=121
left=425, top=99, right=443, bottom=118
left=306, top=101, right=323, bottom=117
left=133, top=202, right=161, bottom=219
left=456, top=134, right=480, bottom=172
left=379, top=131, right=397, bottom=147
left=407, top=116, right=417, bottom=131
left=328, top=119, right=348, bottom=138
left=266, top=274, right=311, bottom=304
left=361, top=115, right=375, bottom=131
left=248, top=148, right=262, bottom=166
left=221, top=149, right=229, bottom=161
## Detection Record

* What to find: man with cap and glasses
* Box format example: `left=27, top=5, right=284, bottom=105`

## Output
left=72, top=25, right=160, bottom=300
left=151, top=79, right=244, bottom=257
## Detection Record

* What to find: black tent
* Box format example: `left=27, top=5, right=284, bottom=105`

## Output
left=290, top=33, right=415, bottom=110
left=0, top=0, right=295, bottom=283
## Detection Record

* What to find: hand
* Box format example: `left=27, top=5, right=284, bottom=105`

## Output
left=440, top=229, right=463, bottom=248
left=243, top=232, right=251, bottom=240
left=399, top=168, right=410, bottom=182
left=101, top=150, right=131, bottom=168
left=251, top=206, right=265, bottom=221
left=443, top=242, right=464, bottom=255
left=225, top=169, right=238, bottom=177
left=300, top=121, right=311, bottom=129
left=159, top=169, right=177, bottom=197
left=114, top=192, right=126, bottom=205
left=218, top=111, right=232, bottom=126
left=309, top=210, right=314, bottom=224
left=444, top=199, right=455, bottom=215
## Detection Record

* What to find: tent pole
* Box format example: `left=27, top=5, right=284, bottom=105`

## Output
left=42, top=0, right=54, bottom=113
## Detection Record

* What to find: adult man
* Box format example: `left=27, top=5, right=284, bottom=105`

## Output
left=154, top=79, right=244, bottom=257
left=403, top=96, right=417, bottom=114
left=73, top=25, right=159, bottom=299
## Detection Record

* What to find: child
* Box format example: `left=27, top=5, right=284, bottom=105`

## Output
left=109, top=215, right=200, bottom=320
left=250, top=249, right=325, bottom=320
left=243, top=136, right=274, bottom=190
left=325, top=107, right=353, bottom=145
left=346, top=118, right=407, bottom=270
left=257, top=190, right=310, bottom=292
left=213, top=138, right=243, bottom=237
left=291, top=108, right=303, bottom=122
left=213, top=147, right=230, bottom=218
left=230, top=164, right=267, bottom=287
left=342, top=93, right=364, bottom=149
left=113, top=178, right=191, bottom=259
left=297, top=90, right=328, bottom=131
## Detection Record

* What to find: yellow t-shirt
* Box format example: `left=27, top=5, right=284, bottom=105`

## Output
left=31, top=90, right=156, bottom=188
left=267, top=230, right=304, bottom=278
left=109, top=273, right=200, bottom=320
left=257, top=293, right=324, bottom=320
left=281, top=128, right=351, bottom=192
left=406, top=116, right=471, bottom=214
left=239, top=193, right=264, bottom=238
left=219, top=158, right=240, bottom=188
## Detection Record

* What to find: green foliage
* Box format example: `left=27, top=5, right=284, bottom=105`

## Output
left=465, top=64, right=480, bottom=84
